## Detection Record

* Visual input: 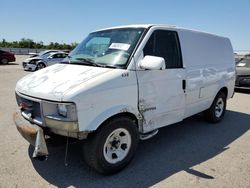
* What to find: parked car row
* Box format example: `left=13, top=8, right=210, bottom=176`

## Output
left=0, top=50, right=15, bottom=64
left=22, top=50, right=68, bottom=71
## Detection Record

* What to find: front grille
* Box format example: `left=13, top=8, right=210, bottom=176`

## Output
left=236, top=75, right=250, bottom=87
left=16, top=93, right=41, bottom=118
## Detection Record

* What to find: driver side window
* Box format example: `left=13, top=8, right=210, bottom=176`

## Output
left=143, top=30, right=183, bottom=69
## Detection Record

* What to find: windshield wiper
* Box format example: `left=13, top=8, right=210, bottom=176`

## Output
left=73, top=57, right=117, bottom=68
left=61, top=56, right=117, bottom=68
left=75, top=57, right=96, bottom=64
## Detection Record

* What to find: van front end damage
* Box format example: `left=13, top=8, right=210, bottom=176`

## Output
left=13, top=111, right=48, bottom=158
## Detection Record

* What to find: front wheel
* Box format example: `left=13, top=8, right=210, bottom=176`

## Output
left=36, top=62, right=46, bottom=70
left=82, top=117, right=139, bottom=174
left=204, top=92, right=227, bottom=123
left=1, top=58, right=9, bottom=64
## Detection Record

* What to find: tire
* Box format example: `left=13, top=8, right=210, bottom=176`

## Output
left=82, top=116, right=139, bottom=174
left=204, top=92, right=227, bottom=123
left=1, top=58, right=9, bottom=64
left=36, top=63, right=46, bottom=70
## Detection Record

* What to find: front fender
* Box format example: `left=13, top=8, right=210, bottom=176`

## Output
left=85, top=105, right=140, bottom=131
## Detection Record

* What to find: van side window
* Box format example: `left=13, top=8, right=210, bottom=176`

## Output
left=143, top=30, right=182, bottom=68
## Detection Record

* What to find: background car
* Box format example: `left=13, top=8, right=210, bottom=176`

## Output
left=0, top=50, right=15, bottom=64
left=23, top=51, right=68, bottom=71
left=235, top=56, right=250, bottom=89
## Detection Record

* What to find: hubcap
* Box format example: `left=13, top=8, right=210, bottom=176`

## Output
left=215, top=98, right=224, bottom=118
left=103, top=128, right=131, bottom=164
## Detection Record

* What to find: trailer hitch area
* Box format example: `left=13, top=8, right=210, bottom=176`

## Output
left=13, top=111, right=48, bottom=159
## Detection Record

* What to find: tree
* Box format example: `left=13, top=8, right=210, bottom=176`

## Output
left=19, top=38, right=35, bottom=48
left=0, top=38, right=77, bottom=50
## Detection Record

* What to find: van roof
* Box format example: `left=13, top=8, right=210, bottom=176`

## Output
left=94, top=24, right=226, bottom=39
left=95, top=24, right=171, bottom=31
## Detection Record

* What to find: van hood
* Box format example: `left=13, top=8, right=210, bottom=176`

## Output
left=16, top=64, right=112, bottom=101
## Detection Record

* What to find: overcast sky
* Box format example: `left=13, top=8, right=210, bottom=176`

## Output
left=1, top=0, right=250, bottom=50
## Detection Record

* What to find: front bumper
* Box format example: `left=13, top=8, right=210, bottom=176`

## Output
left=235, top=75, right=250, bottom=89
left=23, top=63, right=37, bottom=71
left=13, top=111, right=48, bottom=158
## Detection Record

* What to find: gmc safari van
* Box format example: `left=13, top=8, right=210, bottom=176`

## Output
left=14, top=25, right=235, bottom=174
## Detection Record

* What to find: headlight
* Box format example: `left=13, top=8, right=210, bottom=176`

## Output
left=42, top=101, right=78, bottom=132
left=237, top=62, right=246, bottom=67
left=57, top=104, right=67, bottom=117
left=42, top=101, right=78, bottom=121
left=57, top=103, right=77, bottom=120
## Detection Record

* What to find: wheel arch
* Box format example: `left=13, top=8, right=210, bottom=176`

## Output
left=218, top=86, right=228, bottom=98
left=99, top=112, right=139, bottom=129
left=85, top=107, right=140, bottom=137
left=37, top=60, right=46, bottom=66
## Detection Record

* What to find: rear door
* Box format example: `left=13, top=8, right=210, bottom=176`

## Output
left=136, top=30, right=186, bottom=132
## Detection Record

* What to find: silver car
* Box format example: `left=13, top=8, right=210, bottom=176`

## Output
left=23, top=52, right=68, bottom=71
left=28, top=50, right=62, bottom=58
left=235, top=56, right=250, bottom=89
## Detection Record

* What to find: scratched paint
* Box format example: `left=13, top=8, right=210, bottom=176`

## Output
left=16, top=64, right=112, bottom=101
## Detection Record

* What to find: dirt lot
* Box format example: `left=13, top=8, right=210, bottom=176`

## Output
left=0, top=55, right=249, bottom=188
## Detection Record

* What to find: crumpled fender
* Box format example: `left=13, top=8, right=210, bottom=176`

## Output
left=85, top=105, right=140, bottom=131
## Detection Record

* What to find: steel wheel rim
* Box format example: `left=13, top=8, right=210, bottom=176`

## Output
left=103, top=128, right=132, bottom=164
left=215, top=98, right=224, bottom=118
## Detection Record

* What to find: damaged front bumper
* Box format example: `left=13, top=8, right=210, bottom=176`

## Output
left=13, top=111, right=48, bottom=158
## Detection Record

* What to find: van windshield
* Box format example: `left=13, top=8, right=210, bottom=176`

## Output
left=66, top=28, right=145, bottom=68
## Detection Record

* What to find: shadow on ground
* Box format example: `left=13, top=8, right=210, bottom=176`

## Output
left=28, top=110, right=250, bottom=188
left=0, top=62, right=19, bottom=66
left=235, top=88, right=250, bottom=94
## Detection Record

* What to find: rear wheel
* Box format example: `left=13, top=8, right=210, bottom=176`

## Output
left=36, top=63, right=46, bottom=70
left=204, top=92, right=227, bottom=123
left=1, top=58, right=9, bottom=64
left=82, top=116, right=139, bottom=174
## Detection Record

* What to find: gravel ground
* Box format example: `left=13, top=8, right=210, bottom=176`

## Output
left=0, top=55, right=249, bottom=188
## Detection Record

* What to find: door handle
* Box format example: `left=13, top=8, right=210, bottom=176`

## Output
left=182, top=80, right=186, bottom=93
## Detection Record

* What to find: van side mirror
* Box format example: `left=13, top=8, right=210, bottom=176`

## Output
left=139, top=55, right=166, bottom=70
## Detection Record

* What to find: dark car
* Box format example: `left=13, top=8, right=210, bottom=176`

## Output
left=235, top=56, right=250, bottom=89
left=0, top=50, right=16, bottom=64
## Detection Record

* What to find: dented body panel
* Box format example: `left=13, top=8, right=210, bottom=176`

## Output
left=137, top=69, right=185, bottom=132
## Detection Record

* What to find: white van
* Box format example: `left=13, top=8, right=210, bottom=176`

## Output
left=14, top=25, right=235, bottom=174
